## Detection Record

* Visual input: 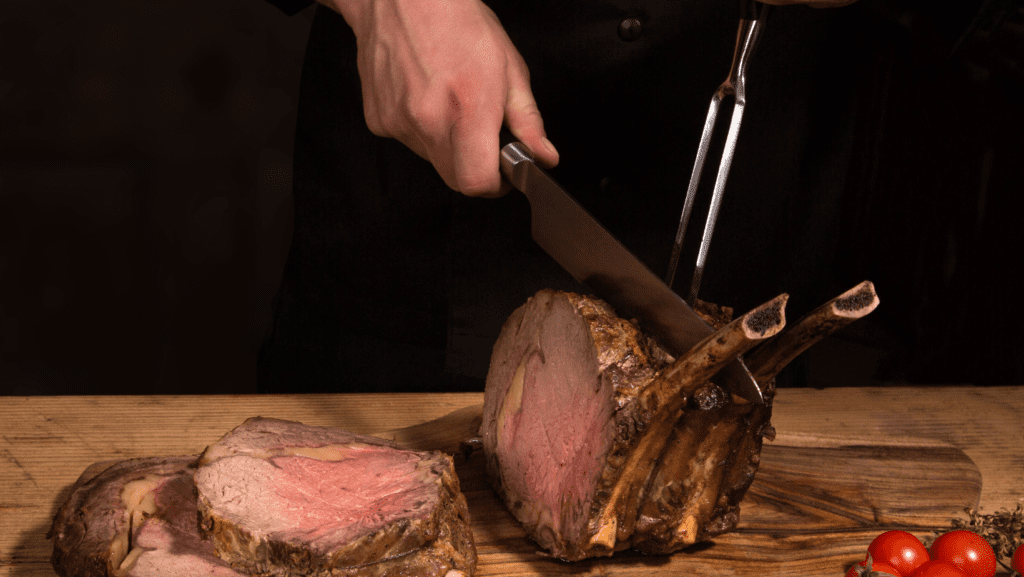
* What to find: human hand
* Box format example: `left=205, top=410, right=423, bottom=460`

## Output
left=326, top=0, right=558, bottom=197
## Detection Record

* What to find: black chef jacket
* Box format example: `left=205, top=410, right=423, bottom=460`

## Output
left=256, top=0, right=858, bottom=393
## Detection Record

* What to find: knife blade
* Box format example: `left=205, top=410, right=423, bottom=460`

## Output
left=499, top=139, right=764, bottom=404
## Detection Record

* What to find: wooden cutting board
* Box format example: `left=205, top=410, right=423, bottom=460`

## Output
left=60, top=404, right=980, bottom=577
left=379, top=404, right=982, bottom=576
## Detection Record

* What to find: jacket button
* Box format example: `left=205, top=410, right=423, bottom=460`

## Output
left=617, top=18, right=643, bottom=42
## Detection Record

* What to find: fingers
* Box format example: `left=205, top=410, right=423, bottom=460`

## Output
left=419, top=62, right=552, bottom=198
left=450, top=103, right=505, bottom=198
left=353, top=0, right=553, bottom=197
left=504, top=69, right=559, bottom=170
left=450, top=53, right=556, bottom=197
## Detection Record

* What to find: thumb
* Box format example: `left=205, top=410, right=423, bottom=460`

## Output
left=504, top=72, right=558, bottom=169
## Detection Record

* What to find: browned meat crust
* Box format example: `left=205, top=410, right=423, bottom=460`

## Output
left=48, top=455, right=245, bottom=577
left=481, top=289, right=783, bottom=560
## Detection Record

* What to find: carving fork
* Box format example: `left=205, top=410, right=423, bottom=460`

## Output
left=665, top=0, right=770, bottom=303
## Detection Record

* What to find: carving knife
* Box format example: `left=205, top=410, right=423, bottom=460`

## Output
left=499, top=135, right=765, bottom=404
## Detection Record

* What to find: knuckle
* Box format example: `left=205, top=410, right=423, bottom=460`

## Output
left=364, top=113, right=387, bottom=137
left=509, top=52, right=531, bottom=82
left=457, top=171, right=499, bottom=197
left=377, top=108, right=409, bottom=139
left=405, top=94, right=447, bottom=134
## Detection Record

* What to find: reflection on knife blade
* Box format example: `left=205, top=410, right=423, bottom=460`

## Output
left=499, top=140, right=764, bottom=404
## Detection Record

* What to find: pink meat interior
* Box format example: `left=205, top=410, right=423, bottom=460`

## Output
left=127, top=474, right=243, bottom=577
left=492, top=293, right=614, bottom=540
left=201, top=445, right=438, bottom=551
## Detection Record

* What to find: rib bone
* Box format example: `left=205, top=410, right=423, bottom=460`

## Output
left=744, top=280, right=879, bottom=384
left=584, top=293, right=788, bottom=557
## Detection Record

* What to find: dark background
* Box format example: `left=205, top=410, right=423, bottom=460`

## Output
left=1, top=0, right=1022, bottom=395
left=1, top=1, right=312, bottom=393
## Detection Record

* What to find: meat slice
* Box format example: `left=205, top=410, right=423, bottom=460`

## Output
left=481, top=289, right=787, bottom=560
left=48, top=455, right=245, bottom=577
left=194, top=417, right=476, bottom=577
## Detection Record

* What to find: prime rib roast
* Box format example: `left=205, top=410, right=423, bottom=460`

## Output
left=48, top=279, right=876, bottom=573
left=480, top=282, right=878, bottom=560
left=194, top=417, right=476, bottom=577
left=49, top=455, right=245, bottom=577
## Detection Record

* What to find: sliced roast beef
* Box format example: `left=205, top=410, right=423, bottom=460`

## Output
left=194, top=417, right=476, bottom=577
left=49, top=455, right=245, bottom=577
left=481, top=289, right=788, bottom=561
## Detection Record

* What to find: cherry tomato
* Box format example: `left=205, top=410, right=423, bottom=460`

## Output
left=873, top=562, right=905, bottom=577
left=910, top=560, right=968, bottom=577
left=846, top=560, right=904, bottom=576
left=928, top=530, right=997, bottom=577
left=868, top=531, right=930, bottom=576
left=1011, top=542, right=1023, bottom=575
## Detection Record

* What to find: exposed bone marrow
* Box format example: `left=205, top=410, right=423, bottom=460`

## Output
left=746, top=281, right=879, bottom=383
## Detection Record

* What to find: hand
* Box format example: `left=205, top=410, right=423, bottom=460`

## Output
left=327, top=0, right=559, bottom=197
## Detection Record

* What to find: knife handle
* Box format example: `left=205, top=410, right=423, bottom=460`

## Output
left=498, top=127, right=538, bottom=194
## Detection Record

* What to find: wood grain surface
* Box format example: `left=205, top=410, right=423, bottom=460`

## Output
left=1, top=387, right=1021, bottom=576
left=458, top=435, right=980, bottom=576
left=414, top=410, right=984, bottom=576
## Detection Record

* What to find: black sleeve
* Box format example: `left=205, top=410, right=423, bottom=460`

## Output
left=264, top=0, right=315, bottom=16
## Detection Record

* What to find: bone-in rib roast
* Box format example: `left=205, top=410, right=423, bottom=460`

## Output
left=49, top=456, right=245, bottom=577
left=481, top=282, right=877, bottom=561
left=195, top=417, right=477, bottom=577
